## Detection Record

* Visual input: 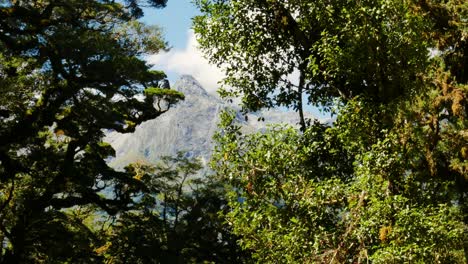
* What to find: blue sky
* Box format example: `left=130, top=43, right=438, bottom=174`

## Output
left=141, top=1, right=199, bottom=50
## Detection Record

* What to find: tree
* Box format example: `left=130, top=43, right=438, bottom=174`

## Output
left=101, top=153, right=249, bottom=263
left=199, top=0, right=467, bottom=262
left=213, top=98, right=466, bottom=262
left=194, top=0, right=429, bottom=130
left=0, top=0, right=183, bottom=262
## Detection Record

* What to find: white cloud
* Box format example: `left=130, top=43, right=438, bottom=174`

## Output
left=147, top=30, right=224, bottom=94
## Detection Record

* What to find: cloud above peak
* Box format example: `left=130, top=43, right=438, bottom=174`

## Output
left=147, top=30, right=224, bottom=94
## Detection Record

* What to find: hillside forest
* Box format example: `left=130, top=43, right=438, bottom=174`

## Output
left=0, top=0, right=466, bottom=263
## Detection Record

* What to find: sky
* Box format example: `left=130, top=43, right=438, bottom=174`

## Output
left=140, top=1, right=223, bottom=94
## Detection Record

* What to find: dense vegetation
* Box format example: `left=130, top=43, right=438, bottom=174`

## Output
left=0, top=0, right=466, bottom=263
left=0, top=0, right=248, bottom=262
left=196, top=0, right=467, bottom=262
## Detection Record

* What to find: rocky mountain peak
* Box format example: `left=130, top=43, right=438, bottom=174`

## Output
left=105, top=75, right=317, bottom=171
left=174, top=74, right=210, bottom=97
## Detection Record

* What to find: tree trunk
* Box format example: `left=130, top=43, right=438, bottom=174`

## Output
left=298, top=69, right=306, bottom=132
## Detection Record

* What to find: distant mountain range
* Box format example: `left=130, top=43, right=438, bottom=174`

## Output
left=105, top=75, right=316, bottom=169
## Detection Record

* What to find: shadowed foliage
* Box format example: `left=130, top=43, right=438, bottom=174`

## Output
left=0, top=0, right=182, bottom=262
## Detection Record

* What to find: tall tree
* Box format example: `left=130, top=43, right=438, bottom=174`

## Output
left=0, top=0, right=183, bottom=262
left=213, top=99, right=467, bottom=262
left=198, top=0, right=467, bottom=262
left=194, top=0, right=429, bottom=130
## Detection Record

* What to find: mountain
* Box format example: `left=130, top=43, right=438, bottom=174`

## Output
left=105, top=75, right=315, bottom=169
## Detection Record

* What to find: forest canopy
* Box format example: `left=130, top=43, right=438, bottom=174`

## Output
left=0, top=0, right=184, bottom=262
left=196, top=0, right=467, bottom=262
left=0, top=0, right=466, bottom=263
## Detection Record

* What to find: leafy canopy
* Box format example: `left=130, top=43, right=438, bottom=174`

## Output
left=0, top=0, right=182, bottom=262
left=195, top=0, right=430, bottom=116
left=202, top=0, right=467, bottom=262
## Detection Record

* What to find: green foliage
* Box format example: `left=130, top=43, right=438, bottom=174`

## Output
left=0, top=0, right=183, bottom=262
left=194, top=0, right=429, bottom=114
left=213, top=97, right=466, bottom=262
left=145, top=87, right=185, bottom=102
left=202, top=1, right=467, bottom=262
left=212, top=113, right=348, bottom=262
left=100, top=153, right=249, bottom=263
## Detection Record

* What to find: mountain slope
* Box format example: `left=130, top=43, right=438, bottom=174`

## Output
left=105, top=75, right=314, bottom=169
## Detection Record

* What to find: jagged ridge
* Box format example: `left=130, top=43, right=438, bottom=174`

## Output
left=105, top=75, right=314, bottom=170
